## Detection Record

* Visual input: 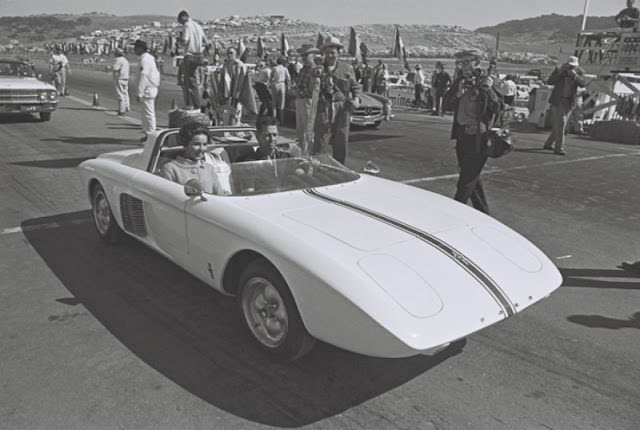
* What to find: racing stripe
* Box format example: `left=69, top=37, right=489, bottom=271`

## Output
left=303, top=188, right=516, bottom=317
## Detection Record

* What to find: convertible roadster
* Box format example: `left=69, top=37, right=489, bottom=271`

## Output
left=79, top=126, right=562, bottom=361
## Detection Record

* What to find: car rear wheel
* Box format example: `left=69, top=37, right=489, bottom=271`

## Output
left=39, top=112, right=51, bottom=122
left=91, top=183, right=124, bottom=244
left=238, top=260, right=315, bottom=361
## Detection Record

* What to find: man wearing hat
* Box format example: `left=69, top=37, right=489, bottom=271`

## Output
left=313, top=36, right=362, bottom=164
left=543, top=56, right=586, bottom=155
left=134, top=39, right=161, bottom=142
left=49, top=47, right=70, bottom=96
left=431, top=61, right=451, bottom=116
left=177, top=10, right=210, bottom=109
left=295, top=45, right=321, bottom=155
left=446, top=49, right=502, bottom=214
left=112, top=48, right=130, bottom=115
left=413, top=64, right=426, bottom=108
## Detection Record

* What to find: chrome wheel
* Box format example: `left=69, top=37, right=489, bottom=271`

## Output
left=93, top=189, right=112, bottom=236
left=241, top=276, right=289, bottom=348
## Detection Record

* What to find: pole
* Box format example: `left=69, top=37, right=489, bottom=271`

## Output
left=581, top=0, right=590, bottom=32
left=496, top=32, right=500, bottom=53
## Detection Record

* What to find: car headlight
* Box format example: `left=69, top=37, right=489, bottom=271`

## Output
left=48, top=91, right=57, bottom=100
left=37, top=91, right=46, bottom=101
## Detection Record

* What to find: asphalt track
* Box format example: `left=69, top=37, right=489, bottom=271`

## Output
left=1, top=67, right=639, bottom=430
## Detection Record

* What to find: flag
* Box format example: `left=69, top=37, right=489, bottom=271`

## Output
left=237, top=38, right=247, bottom=62
left=391, top=26, right=404, bottom=59
left=316, top=32, right=327, bottom=49
left=257, top=37, right=266, bottom=58
left=360, top=41, right=369, bottom=65
left=348, top=27, right=361, bottom=62
left=280, top=33, right=289, bottom=57
left=402, top=46, right=410, bottom=71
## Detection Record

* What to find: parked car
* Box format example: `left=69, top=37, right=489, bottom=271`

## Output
left=0, top=58, right=58, bottom=121
left=283, top=89, right=391, bottom=128
left=79, top=125, right=562, bottom=361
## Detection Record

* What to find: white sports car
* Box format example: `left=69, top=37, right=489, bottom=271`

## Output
left=79, top=126, right=562, bottom=361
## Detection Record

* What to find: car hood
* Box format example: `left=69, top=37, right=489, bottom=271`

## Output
left=0, top=76, right=56, bottom=91
left=359, top=93, right=384, bottom=108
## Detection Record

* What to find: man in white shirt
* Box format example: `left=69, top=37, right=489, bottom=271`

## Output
left=49, top=47, right=70, bottom=96
left=413, top=64, right=426, bottom=109
left=177, top=10, right=209, bottom=109
left=134, top=40, right=161, bottom=142
left=112, top=48, right=130, bottom=115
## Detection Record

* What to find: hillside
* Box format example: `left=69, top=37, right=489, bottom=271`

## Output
left=476, top=14, right=617, bottom=41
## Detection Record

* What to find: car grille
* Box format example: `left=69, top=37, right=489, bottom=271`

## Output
left=353, top=107, right=382, bottom=117
left=0, top=90, right=41, bottom=104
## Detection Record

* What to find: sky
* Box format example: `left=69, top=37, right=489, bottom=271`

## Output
left=0, top=0, right=626, bottom=29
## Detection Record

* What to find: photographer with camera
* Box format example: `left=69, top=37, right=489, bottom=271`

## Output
left=543, top=56, right=586, bottom=155
left=446, top=50, right=503, bottom=215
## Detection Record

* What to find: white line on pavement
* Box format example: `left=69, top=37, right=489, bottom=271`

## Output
left=402, top=151, right=640, bottom=185
left=1, top=219, right=91, bottom=236
left=66, top=95, right=141, bottom=125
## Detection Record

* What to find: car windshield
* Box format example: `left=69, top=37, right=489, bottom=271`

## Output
left=0, top=61, right=35, bottom=77
left=226, top=154, right=360, bottom=196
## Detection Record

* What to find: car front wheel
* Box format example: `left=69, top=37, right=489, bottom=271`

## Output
left=39, top=112, right=51, bottom=122
left=238, top=260, right=315, bottom=361
left=91, top=183, right=123, bottom=244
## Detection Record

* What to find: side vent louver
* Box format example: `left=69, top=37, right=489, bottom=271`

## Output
left=120, top=194, right=147, bottom=237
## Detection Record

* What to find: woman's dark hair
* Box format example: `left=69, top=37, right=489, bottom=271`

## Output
left=179, top=121, right=209, bottom=144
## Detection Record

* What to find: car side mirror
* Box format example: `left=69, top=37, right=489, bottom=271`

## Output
left=184, top=179, right=208, bottom=201
left=363, top=160, right=380, bottom=175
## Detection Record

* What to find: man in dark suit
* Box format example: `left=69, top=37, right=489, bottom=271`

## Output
left=313, top=36, right=362, bottom=165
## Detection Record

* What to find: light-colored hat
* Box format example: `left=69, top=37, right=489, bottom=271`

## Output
left=567, top=56, right=579, bottom=67
left=415, top=64, right=422, bottom=69
left=298, top=44, right=320, bottom=56
left=320, top=36, right=344, bottom=51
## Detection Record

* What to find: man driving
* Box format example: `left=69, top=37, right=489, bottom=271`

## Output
left=238, top=116, right=300, bottom=161
left=159, top=122, right=232, bottom=195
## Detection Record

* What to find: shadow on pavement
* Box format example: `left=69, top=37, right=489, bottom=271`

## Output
left=40, top=136, right=137, bottom=145
left=349, top=133, right=403, bottom=143
left=0, top=114, right=41, bottom=123
left=23, top=210, right=465, bottom=427
left=560, top=268, right=640, bottom=290
left=11, top=157, right=94, bottom=168
left=568, top=312, right=640, bottom=330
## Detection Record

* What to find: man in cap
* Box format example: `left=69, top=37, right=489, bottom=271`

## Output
left=431, top=61, right=451, bottom=116
left=413, top=64, right=426, bottom=109
left=112, top=48, right=130, bottom=115
left=134, top=39, right=161, bottom=142
left=543, top=56, right=586, bottom=155
left=49, top=47, right=70, bottom=96
left=446, top=49, right=502, bottom=214
left=313, top=36, right=362, bottom=165
left=177, top=10, right=210, bottom=109
left=295, top=45, right=322, bottom=155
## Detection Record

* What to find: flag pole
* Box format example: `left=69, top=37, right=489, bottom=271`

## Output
left=581, top=0, right=590, bottom=32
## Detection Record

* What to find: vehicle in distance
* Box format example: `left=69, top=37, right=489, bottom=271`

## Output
left=0, top=58, right=58, bottom=121
left=79, top=126, right=563, bottom=361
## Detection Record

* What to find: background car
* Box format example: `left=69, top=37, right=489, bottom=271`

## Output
left=0, top=58, right=58, bottom=121
left=79, top=125, right=562, bottom=362
left=283, top=89, right=391, bottom=129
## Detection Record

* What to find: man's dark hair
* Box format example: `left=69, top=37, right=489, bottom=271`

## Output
left=179, top=121, right=209, bottom=144
left=133, top=39, right=148, bottom=51
left=177, top=10, right=189, bottom=20
left=256, top=115, right=278, bottom=133
left=276, top=56, right=286, bottom=65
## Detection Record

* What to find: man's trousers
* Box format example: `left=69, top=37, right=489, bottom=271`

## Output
left=454, top=131, right=490, bottom=214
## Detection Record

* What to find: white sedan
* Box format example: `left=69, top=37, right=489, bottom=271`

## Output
left=79, top=126, right=562, bottom=361
left=0, top=58, right=58, bottom=121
